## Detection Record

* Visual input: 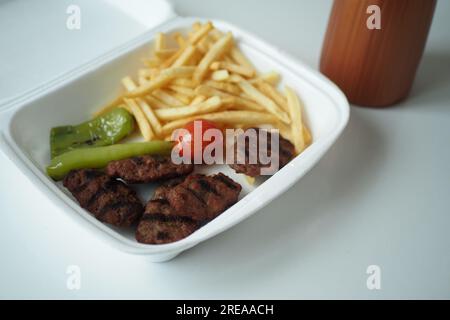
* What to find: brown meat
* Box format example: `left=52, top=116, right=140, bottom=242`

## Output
left=105, top=155, right=194, bottom=184
left=63, top=169, right=143, bottom=227
left=135, top=199, right=199, bottom=245
left=229, top=128, right=296, bottom=177
left=136, top=173, right=242, bottom=244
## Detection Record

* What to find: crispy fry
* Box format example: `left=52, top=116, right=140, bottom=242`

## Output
left=285, top=86, right=305, bottom=153
left=211, top=69, right=230, bottom=81
left=169, top=85, right=195, bottom=97
left=204, top=80, right=241, bottom=95
left=171, top=91, right=192, bottom=105
left=145, top=95, right=170, bottom=109
left=230, top=48, right=255, bottom=71
left=193, top=32, right=233, bottom=84
left=136, top=98, right=162, bottom=136
left=154, top=48, right=177, bottom=60
left=189, top=21, right=213, bottom=45
left=161, top=111, right=277, bottom=136
left=226, top=73, right=245, bottom=83
left=155, top=32, right=165, bottom=51
left=257, top=81, right=288, bottom=111
left=173, top=32, right=186, bottom=47
left=125, top=66, right=195, bottom=98
left=142, top=58, right=161, bottom=68
left=249, top=71, right=280, bottom=86
left=155, top=96, right=222, bottom=121
left=239, top=81, right=290, bottom=124
left=172, top=45, right=197, bottom=67
left=153, top=89, right=184, bottom=107
left=195, top=85, right=263, bottom=111
left=170, top=78, right=197, bottom=88
left=210, top=61, right=255, bottom=78
left=161, top=22, right=213, bottom=69
left=219, top=96, right=264, bottom=111
left=121, top=76, right=138, bottom=92
left=124, top=98, right=154, bottom=141
left=138, top=68, right=153, bottom=78
left=303, top=126, right=312, bottom=146
left=190, top=95, right=206, bottom=105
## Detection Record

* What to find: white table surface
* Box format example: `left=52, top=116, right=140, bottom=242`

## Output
left=1, top=0, right=449, bottom=299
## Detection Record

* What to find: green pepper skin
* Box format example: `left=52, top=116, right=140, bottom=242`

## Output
left=50, top=108, right=134, bottom=158
left=47, top=141, right=174, bottom=180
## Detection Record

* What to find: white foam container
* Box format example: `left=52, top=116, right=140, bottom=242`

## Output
left=0, top=0, right=349, bottom=262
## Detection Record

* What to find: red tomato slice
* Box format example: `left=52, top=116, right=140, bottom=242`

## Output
left=175, top=119, right=221, bottom=162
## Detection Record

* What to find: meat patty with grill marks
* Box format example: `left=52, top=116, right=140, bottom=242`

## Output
left=63, top=169, right=143, bottom=227
left=229, top=128, right=296, bottom=177
left=136, top=173, right=242, bottom=244
left=105, top=155, right=194, bottom=184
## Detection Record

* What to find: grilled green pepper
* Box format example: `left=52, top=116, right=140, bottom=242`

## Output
left=47, top=141, right=174, bottom=180
left=50, top=108, right=134, bottom=158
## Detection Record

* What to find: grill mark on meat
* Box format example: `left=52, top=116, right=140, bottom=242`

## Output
left=85, top=187, right=109, bottom=208
left=229, top=128, right=295, bottom=177
left=136, top=173, right=242, bottom=244
left=63, top=169, right=143, bottom=227
left=70, top=170, right=107, bottom=194
left=184, top=186, right=207, bottom=205
left=84, top=180, right=120, bottom=208
left=140, top=213, right=196, bottom=224
left=197, top=178, right=219, bottom=195
left=106, top=155, right=194, bottom=184
left=98, top=198, right=131, bottom=216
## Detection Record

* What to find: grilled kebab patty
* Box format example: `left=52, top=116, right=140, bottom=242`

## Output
left=229, top=128, right=296, bottom=177
left=136, top=173, right=242, bottom=244
left=105, top=155, right=194, bottom=184
left=63, top=169, right=143, bottom=227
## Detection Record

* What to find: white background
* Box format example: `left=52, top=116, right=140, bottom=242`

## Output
left=0, top=0, right=449, bottom=299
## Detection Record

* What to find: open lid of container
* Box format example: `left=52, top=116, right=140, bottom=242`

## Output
left=0, top=0, right=174, bottom=112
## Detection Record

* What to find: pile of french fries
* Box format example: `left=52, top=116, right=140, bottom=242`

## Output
left=94, top=21, right=311, bottom=154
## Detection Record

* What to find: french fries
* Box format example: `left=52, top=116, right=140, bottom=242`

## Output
left=285, top=86, right=305, bottom=153
left=172, top=45, right=197, bottom=67
left=193, top=32, right=233, bottom=84
left=124, top=98, right=154, bottom=141
left=195, top=85, right=263, bottom=111
left=153, top=89, right=185, bottom=107
left=155, top=32, right=165, bottom=51
left=145, top=95, right=170, bottom=109
left=249, top=71, right=281, bottom=86
left=238, top=81, right=290, bottom=124
left=210, top=61, right=255, bottom=78
left=126, top=66, right=195, bottom=98
left=211, top=70, right=230, bottom=81
left=137, top=98, right=162, bottom=136
left=155, top=96, right=222, bottom=121
left=257, top=81, right=288, bottom=111
left=92, top=21, right=311, bottom=156
left=204, top=80, right=241, bottom=95
left=154, top=49, right=177, bottom=60
left=161, top=111, right=278, bottom=137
